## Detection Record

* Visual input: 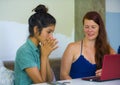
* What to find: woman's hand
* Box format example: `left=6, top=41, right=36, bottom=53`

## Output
left=40, top=37, right=58, bottom=57
left=40, top=37, right=58, bottom=82
left=95, top=69, right=102, bottom=76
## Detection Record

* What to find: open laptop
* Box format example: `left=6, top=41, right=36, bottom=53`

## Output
left=82, top=54, right=120, bottom=82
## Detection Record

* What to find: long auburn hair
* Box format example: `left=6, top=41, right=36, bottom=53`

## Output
left=83, top=11, right=111, bottom=69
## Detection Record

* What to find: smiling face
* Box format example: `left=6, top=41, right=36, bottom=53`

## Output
left=83, top=19, right=99, bottom=41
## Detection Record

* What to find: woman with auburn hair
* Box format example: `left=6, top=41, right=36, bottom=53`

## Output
left=60, top=11, right=116, bottom=80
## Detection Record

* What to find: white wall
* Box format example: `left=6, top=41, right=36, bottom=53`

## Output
left=106, top=0, right=120, bottom=52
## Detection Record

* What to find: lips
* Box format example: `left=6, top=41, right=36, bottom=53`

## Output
left=87, top=33, right=94, bottom=37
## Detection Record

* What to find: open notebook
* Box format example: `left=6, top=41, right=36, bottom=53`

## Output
left=82, top=54, right=120, bottom=82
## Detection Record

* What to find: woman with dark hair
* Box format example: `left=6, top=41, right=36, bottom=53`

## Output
left=14, top=4, right=58, bottom=85
left=60, top=11, right=116, bottom=80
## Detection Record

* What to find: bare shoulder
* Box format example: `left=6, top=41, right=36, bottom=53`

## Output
left=110, top=47, right=116, bottom=54
left=65, top=41, right=82, bottom=52
left=61, top=41, right=82, bottom=63
left=67, top=41, right=82, bottom=49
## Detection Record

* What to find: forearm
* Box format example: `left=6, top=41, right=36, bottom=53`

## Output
left=46, top=59, right=53, bottom=82
left=40, top=56, right=47, bottom=82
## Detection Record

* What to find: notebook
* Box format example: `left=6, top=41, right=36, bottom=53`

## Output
left=82, top=54, right=120, bottom=82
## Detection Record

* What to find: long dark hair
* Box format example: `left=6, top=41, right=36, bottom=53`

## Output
left=28, top=4, right=56, bottom=37
left=83, top=11, right=111, bottom=69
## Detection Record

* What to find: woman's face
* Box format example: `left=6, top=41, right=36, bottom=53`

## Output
left=38, top=25, right=55, bottom=44
left=83, top=19, right=99, bottom=41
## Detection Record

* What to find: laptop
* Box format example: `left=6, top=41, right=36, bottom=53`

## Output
left=82, top=54, right=120, bottom=82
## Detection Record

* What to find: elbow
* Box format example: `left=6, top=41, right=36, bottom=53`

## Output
left=60, top=72, right=71, bottom=80
left=47, top=75, right=54, bottom=82
left=60, top=73, right=65, bottom=80
left=33, top=77, right=46, bottom=84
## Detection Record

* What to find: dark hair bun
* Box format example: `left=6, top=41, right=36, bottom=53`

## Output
left=32, top=4, right=48, bottom=14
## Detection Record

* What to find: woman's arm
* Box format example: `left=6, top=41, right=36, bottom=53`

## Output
left=46, top=58, right=54, bottom=81
left=25, top=67, right=44, bottom=83
left=26, top=37, right=58, bottom=83
left=60, top=43, right=75, bottom=80
left=40, top=37, right=58, bottom=82
left=110, top=47, right=116, bottom=54
left=25, top=54, right=48, bottom=83
left=25, top=56, right=53, bottom=83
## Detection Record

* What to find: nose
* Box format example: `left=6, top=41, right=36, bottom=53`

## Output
left=88, top=27, right=92, bottom=32
left=49, top=33, right=54, bottom=38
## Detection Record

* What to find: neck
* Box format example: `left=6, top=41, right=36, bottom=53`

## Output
left=29, top=37, right=39, bottom=47
left=83, top=38, right=95, bottom=48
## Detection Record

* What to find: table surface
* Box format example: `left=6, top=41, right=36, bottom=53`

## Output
left=31, top=78, right=120, bottom=85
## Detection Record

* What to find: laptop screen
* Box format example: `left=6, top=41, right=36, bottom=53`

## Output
left=100, top=54, right=120, bottom=80
left=82, top=54, right=120, bottom=81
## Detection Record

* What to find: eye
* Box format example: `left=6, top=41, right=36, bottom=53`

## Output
left=92, top=27, right=95, bottom=29
left=92, top=26, right=96, bottom=29
left=84, top=26, right=89, bottom=29
left=47, top=30, right=53, bottom=34
left=48, top=31, right=51, bottom=33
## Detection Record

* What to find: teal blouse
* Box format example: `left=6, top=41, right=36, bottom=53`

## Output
left=14, top=39, right=40, bottom=85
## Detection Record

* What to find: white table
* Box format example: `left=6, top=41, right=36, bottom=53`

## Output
left=31, top=78, right=120, bottom=85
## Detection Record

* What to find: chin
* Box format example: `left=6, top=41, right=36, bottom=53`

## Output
left=88, top=37, right=96, bottom=41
